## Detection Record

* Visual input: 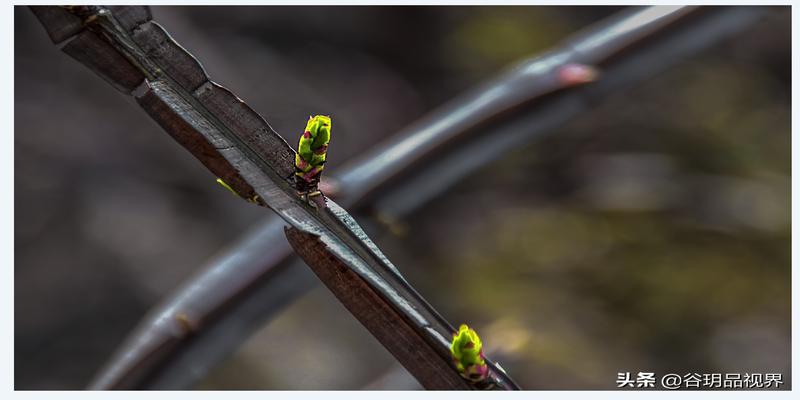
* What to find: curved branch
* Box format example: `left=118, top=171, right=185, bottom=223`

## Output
left=30, top=5, right=766, bottom=389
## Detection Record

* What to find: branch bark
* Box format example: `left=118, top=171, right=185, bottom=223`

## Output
left=31, top=5, right=768, bottom=390
left=32, top=4, right=525, bottom=390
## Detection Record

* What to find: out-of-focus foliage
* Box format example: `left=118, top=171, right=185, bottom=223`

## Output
left=15, top=6, right=789, bottom=390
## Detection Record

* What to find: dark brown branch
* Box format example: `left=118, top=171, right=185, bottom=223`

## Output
left=32, top=4, right=521, bottom=390
left=31, top=5, right=768, bottom=390
left=284, top=227, right=470, bottom=390
left=86, top=5, right=765, bottom=390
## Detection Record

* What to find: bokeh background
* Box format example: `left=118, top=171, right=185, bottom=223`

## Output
left=15, top=6, right=790, bottom=389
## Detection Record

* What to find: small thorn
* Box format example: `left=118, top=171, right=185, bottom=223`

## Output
left=174, top=313, right=196, bottom=336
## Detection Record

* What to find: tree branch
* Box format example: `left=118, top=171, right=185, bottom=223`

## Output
left=32, top=4, right=528, bottom=390
left=31, top=5, right=768, bottom=390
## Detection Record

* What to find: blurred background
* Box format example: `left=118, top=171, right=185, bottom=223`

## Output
left=15, top=6, right=790, bottom=390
